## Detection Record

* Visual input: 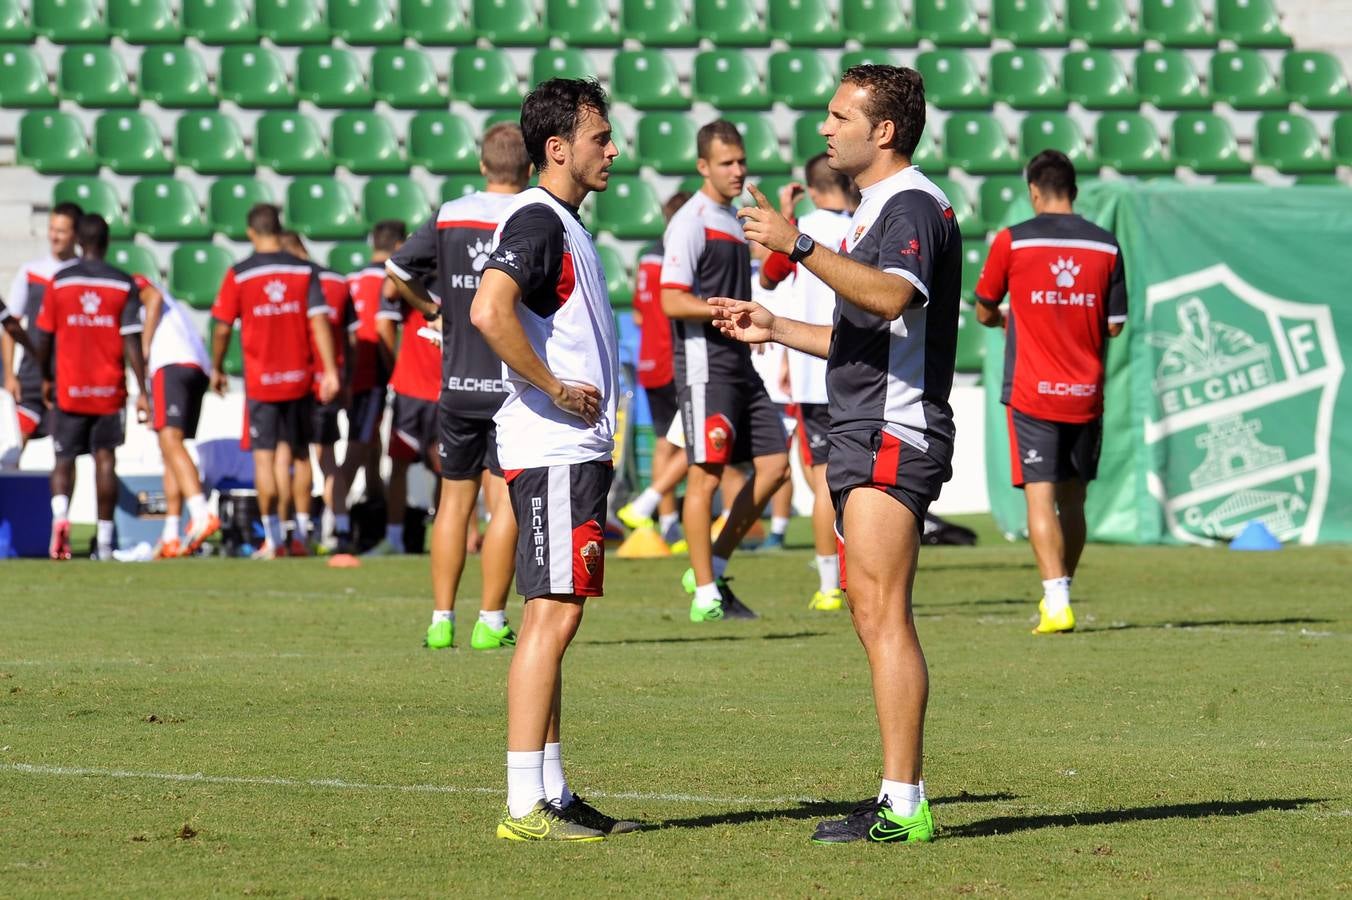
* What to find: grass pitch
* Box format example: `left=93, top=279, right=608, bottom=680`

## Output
left=2, top=519, right=1349, bottom=897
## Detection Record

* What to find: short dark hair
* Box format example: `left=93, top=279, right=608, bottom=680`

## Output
left=247, top=203, right=283, bottom=237
left=482, top=122, right=532, bottom=186
left=278, top=229, right=306, bottom=256
left=663, top=190, right=693, bottom=221
left=52, top=202, right=83, bottom=224
left=840, top=64, right=927, bottom=158
left=520, top=77, right=610, bottom=171
left=75, top=213, right=109, bottom=256
left=1026, top=150, right=1078, bottom=201
left=697, top=119, right=744, bottom=161
left=805, top=152, right=852, bottom=196
left=371, top=220, right=407, bottom=252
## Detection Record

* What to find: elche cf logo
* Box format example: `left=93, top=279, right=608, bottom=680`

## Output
left=578, top=539, right=601, bottom=575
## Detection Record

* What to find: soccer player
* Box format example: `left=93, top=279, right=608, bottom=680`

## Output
left=33, top=214, right=150, bottom=561
left=759, top=155, right=860, bottom=609
left=974, top=150, right=1127, bottom=635
left=386, top=122, right=529, bottom=652
left=661, top=120, right=790, bottom=622
left=712, top=64, right=962, bottom=843
left=137, top=275, right=218, bottom=558
left=471, top=78, right=637, bottom=841
left=210, top=204, right=340, bottom=560
left=3, top=202, right=82, bottom=452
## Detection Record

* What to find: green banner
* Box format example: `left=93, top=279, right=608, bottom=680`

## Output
left=983, top=182, right=1352, bottom=545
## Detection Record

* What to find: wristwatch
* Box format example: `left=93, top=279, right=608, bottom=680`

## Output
left=789, top=233, right=816, bottom=263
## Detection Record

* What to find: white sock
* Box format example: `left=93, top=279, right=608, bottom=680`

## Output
left=321, top=507, right=336, bottom=541
left=335, top=513, right=351, bottom=535
left=919, top=779, right=927, bottom=801
left=51, top=495, right=70, bottom=523
left=96, top=519, right=114, bottom=556
left=695, top=582, right=721, bottom=606
left=771, top=516, right=789, bottom=536
left=295, top=512, right=312, bottom=543
left=1042, top=576, right=1072, bottom=614
left=713, top=555, right=729, bottom=580
left=185, top=493, right=209, bottom=523
left=432, top=609, right=454, bottom=625
left=506, top=750, right=547, bottom=818
left=386, top=523, right=404, bottom=549
left=816, top=554, right=840, bottom=593
left=163, top=515, right=181, bottom=541
left=878, top=779, right=923, bottom=818
left=658, top=511, right=680, bottom=535
left=543, top=742, right=573, bottom=808
left=630, top=487, right=662, bottom=519
left=479, top=609, right=506, bottom=631
left=263, top=515, right=282, bottom=548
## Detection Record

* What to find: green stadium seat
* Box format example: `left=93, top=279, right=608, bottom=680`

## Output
left=328, top=242, right=371, bottom=274
left=840, top=50, right=904, bottom=71
left=1066, top=0, right=1140, bottom=47
left=483, top=109, right=522, bottom=129
left=442, top=175, right=487, bottom=202
left=297, top=47, right=373, bottom=108
left=371, top=47, right=445, bottom=109
left=109, top=0, right=181, bottom=43
left=1020, top=112, right=1095, bottom=169
left=695, top=0, right=769, bottom=46
left=1254, top=112, right=1333, bottom=174
left=0, top=0, right=32, bottom=41
left=607, top=118, right=640, bottom=175
left=975, top=175, right=1025, bottom=232
left=288, top=177, right=365, bottom=240
left=531, top=49, right=598, bottom=87
left=954, top=301, right=985, bottom=372
left=725, top=112, right=790, bottom=174
left=912, top=125, right=946, bottom=171
left=1136, top=50, right=1210, bottom=110
left=612, top=50, right=688, bottom=110
left=208, top=177, right=274, bottom=240
left=60, top=46, right=136, bottom=108
left=768, top=50, right=836, bottom=111
left=363, top=176, right=433, bottom=228
left=219, top=47, right=295, bottom=109
left=770, top=0, right=844, bottom=47
left=1211, top=50, right=1286, bottom=110
left=139, top=47, right=214, bottom=109
left=1333, top=114, right=1352, bottom=166
left=217, top=322, right=245, bottom=374
left=916, top=50, right=991, bottom=110
left=33, top=0, right=107, bottom=42
left=1216, top=0, right=1290, bottom=48
left=183, top=0, right=257, bottom=43
left=944, top=113, right=1020, bottom=175
left=1063, top=50, right=1138, bottom=110
left=0, top=46, right=55, bottom=108
left=915, top=0, right=988, bottom=47
left=693, top=51, right=768, bottom=110
left=1141, top=0, right=1214, bottom=47
left=590, top=176, right=663, bottom=239
left=332, top=112, right=406, bottom=174
left=94, top=111, right=172, bottom=175
left=1096, top=112, right=1172, bottom=174
left=257, top=0, right=329, bottom=44
left=54, top=178, right=131, bottom=238
left=409, top=112, right=479, bottom=173
left=793, top=114, right=826, bottom=164
left=17, top=110, right=97, bottom=174
left=472, top=0, right=547, bottom=45
left=172, top=244, right=234, bottom=310
left=452, top=48, right=522, bottom=109
left=637, top=112, right=699, bottom=174
left=547, top=0, right=620, bottom=46
left=597, top=244, right=633, bottom=308
left=330, top=0, right=403, bottom=43
left=1172, top=112, right=1249, bottom=174
left=400, top=0, right=475, bottom=44
left=108, top=243, right=162, bottom=280
left=1283, top=52, right=1352, bottom=111
left=842, top=0, right=917, bottom=47
left=176, top=111, right=252, bottom=174
left=929, top=176, right=975, bottom=233
left=132, top=178, right=210, bottom=240
left=255, top=112, right=332, bottom=174
left=959, top=241, right=983, bottom=297
left=621, top=0, right=698, bottom=46
left=992, top=0, right=1066, bottom=47
left=991, top=50, right=1067, bottom=110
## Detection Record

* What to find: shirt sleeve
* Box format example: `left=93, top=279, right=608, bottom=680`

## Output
left=659, top=211, right=703, bottom=294
left=305, top=269, right=327, bottom=317
left=974, top=228, right=1012, bottom=307
left=211, top=267, right=240, bottom=325
left=378, top=291, right=405, bottom=323
left=120, top=283, right=144, bottom=334
left=387, top=216, right=438, bottom=283
left=1106, top=242, right=1127, bottom=325
left=876, top=191, right=950, bottom=307
left=483, top=205, right=564, bottom=300
left=0, top=297, right=10, bottom=322
left=5, top=267, right=26, bottom=319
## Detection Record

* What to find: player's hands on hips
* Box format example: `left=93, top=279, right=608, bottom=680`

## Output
left=553, top=380, right=602, bottom=426
left=709, top=297, right=777, bottom=345
left=135, top=394, right=150, bottom=425
left=210, top=370, right=229, bottom=397
left=318, top=370, right=340, bottom=405
left=738, top=184, right=800, bottom=255
left=4, top=372, right=20, bottom=403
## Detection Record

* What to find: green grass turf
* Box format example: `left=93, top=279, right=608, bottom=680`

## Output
left=2, top=520, right=1350, bottom=897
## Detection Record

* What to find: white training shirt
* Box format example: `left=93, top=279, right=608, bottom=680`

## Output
left=142, top=278, right=212, bottom=377
left=786, top=207, right=853, bottom=405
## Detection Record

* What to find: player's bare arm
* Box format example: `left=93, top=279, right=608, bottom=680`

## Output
left=660, top=286, right=716, bottom=322
left=975, top=298, right=1004, bottom=329
left=1, top=330, right=19, bottom=399
left=124, top=333, right=150, bottom=424
left=308, top=311, right=340, bottom=405
left=385, top=261, right=441, bottom=320
left=139, top=281, right=164, bottom=360
left=470, top=268, right=600, bottom=425
left=209, top=319, right=232, bottom=396
left=709, top=297, right=833, bottom=360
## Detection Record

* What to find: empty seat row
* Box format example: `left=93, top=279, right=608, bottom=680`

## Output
left=1, top=0, right=1294, bottom=50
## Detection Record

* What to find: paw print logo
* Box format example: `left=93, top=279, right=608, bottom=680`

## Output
left=1050, top=257, right=1080, bottom=288
left=79, top=291, right=101, bottom=315
left=468, top=238, right=493, bottom=273
left=264, top=279, right=288, bottom=303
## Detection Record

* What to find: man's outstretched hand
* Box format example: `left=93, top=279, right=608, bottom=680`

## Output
left=710, top=297, right=777, bottom=345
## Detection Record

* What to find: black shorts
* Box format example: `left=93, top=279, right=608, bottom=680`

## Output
left=150, top=364, right=208, bottom=436
left=678, top=379, right=788, bottom=466
left=506, top=460, right=612, bottom=600
left=52, top=408, right=125, bottom=459
left=347, top=386, right=387, bottom=444
left=796, top=402, right=831, bottom=468
left=1007, top=407, right=1102, bottom=487
left=390, top=392, right=438, bottom=464
left=644, top=381, right=678, bottom=438
left=311, top=399, right=342, bottom=446
left=827, top=427, right=951, bottom=537
left=16, top=398, right=48, bottom=439
left=438, top=390, right=500, bottom=480
left=246, top=395, right=314, bottom=452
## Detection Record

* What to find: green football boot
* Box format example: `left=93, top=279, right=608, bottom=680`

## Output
left=470, top=620, right=517, bottom=650
left=811, top=797, right=934, bottom=844
left=496, top=800, right=605, bottom=842
left=425, top=619, right=453, bottom=650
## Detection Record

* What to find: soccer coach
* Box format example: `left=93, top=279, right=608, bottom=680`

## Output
left=711, top=65, right=963, bottom=845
